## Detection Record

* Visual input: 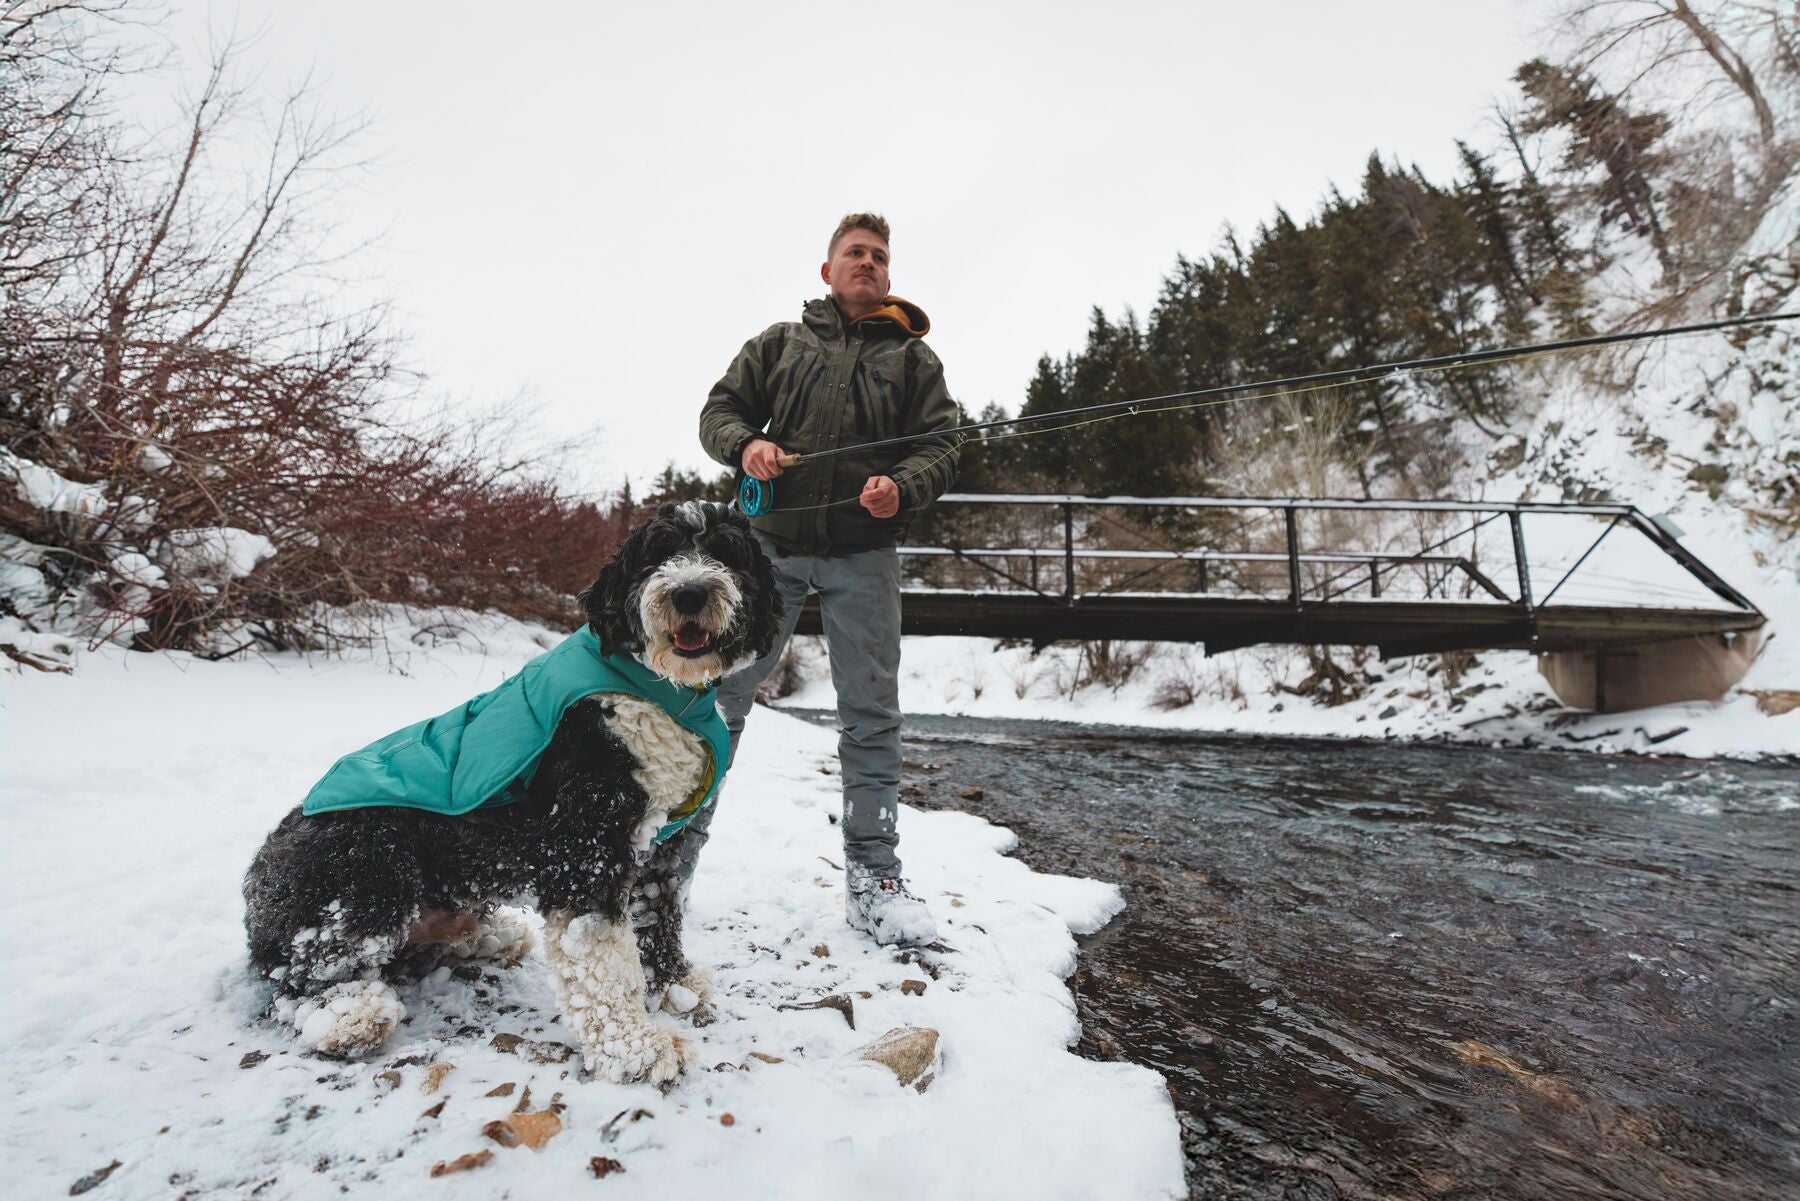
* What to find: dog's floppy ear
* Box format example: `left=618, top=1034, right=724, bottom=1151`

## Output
left=581, top=528, right=641, bottom=655
left=731, top=511, right=785, bottom=661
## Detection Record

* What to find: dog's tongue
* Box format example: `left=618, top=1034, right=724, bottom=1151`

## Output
left=675, top=623, right=709, bottom=652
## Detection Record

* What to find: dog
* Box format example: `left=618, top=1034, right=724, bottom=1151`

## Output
left=242, top=501, right=781, bottom=1083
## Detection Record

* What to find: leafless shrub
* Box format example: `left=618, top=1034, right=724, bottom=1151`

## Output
left=1151, top=649, right=1250, bottom=711
left=2, top=10, right=626, bottom=654
left=754, top=636, right=817, bottom=705
left=1437, top=649, right=1478, bottom=693
left=1276, top=644, right=1377, bottom=707
left=1075, top=639, right=1152, bottom=693
left=1003, top=648, right=1053, bottom=700
left=1149, top=671, right=1197, bottom=710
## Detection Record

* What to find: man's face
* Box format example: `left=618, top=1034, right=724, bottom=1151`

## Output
left=821, top=229, right=890, bottom=316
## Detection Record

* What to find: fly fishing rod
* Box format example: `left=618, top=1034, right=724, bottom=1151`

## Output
left=735, top=309, right=1797, bottom=516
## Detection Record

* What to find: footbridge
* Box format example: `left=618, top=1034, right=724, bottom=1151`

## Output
left=793, top=493, right=1765, bottom=660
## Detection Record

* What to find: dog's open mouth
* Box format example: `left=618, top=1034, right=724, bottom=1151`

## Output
left=671, top=622, right=717, bottom=658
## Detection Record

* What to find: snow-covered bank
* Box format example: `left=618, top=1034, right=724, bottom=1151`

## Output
left=0, top=614, right=1184, bottom=1200
left=776, top=627, right=1797, bottom=760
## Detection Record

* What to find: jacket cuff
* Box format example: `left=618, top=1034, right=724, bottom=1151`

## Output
left=726, top=429, right=761, bottom=468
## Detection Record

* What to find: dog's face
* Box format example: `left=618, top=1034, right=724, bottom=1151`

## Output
left=582, top=501, right=783, bottom=687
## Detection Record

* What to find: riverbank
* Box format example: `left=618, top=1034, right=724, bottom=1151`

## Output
left=776, top=632, right=1799, bottom=758
left=0, top=613, right=1183, bottom=1200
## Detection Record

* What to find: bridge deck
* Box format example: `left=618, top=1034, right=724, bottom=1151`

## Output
left=795, top=592, right=1764, bottom=658
left=781, top=493, right=1767, bottom=658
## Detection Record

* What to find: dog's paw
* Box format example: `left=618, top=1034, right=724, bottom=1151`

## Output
left=677, top=966, right=714, bottom=1004
left=581, top=1018, right=691, bottom=1086
left=659, top=969, right=716, bottom=1026
left=291, top=980, right=404, bottom=1057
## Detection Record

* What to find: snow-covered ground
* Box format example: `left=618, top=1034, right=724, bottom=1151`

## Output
left=776, top=624, right=1795, bottom=760
left=0, top=613, right=1184, bottom=1200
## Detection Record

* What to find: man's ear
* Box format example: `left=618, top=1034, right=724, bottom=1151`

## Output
left=820, top=260, right=832, bottom=287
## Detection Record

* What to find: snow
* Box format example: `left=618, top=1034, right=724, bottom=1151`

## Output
left=138, top=443, right=174, bottom=474
left=159, top=527, right=278, bottom=584
left=0, top=611, right=1184, bottom=1200
left=107, top=550, right=167, bottom=588
left=777, top=612, right=1794, bottom=761
left=1, top=445, right=108, bottom=517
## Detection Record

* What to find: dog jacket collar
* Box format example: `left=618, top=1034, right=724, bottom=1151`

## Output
left=301, top=628, right=728, bottom=845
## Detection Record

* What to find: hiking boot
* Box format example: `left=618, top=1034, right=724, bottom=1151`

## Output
left=846, top=876, right=937, bottom=947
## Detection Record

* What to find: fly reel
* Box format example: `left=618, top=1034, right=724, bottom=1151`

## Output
left=736, top=473, right=775, bottom=516
left=733, top=451, right=803, bottom=517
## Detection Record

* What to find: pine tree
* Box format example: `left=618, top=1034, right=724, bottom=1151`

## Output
left=1515, top=58, right=1673, bottom=275
left=1018, top=353, right=1081, bottom=489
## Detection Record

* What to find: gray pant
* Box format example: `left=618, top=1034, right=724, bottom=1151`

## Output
left=673, top=539, right=904, bottom=886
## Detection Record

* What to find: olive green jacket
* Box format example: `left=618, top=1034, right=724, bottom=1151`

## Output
left=699, top=296, right=961, bottom=555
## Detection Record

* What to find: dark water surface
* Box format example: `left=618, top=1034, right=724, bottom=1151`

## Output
left=788, top=708, right=1800, bottom=1201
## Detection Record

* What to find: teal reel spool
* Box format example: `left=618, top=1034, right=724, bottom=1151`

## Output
left=736, top=473, right=775, bottom=516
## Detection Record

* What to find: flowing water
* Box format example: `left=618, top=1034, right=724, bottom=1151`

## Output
left=788, top=708, right=1799, bottom=1200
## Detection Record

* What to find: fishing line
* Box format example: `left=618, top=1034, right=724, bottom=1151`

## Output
left=736, top=310, right=1796, bottom=516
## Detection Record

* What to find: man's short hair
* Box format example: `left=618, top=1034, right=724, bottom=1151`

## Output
left=828, top=212, right=890, bottom=258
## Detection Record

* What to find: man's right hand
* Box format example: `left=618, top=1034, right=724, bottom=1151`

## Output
left=740, top=437, right=788, bottom=481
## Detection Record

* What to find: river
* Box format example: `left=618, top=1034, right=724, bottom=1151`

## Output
left=786, top=708, right=1799, bottom=1201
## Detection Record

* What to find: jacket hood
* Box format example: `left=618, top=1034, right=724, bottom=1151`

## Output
left=854, top=295, right=930, bottom=336
left=804, top=295, right=931, bottom=338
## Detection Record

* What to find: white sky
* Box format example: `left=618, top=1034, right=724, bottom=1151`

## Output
left=159, top=1, right=1542, bottom=494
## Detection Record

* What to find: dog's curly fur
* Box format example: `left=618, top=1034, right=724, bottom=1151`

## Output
left=242, top=501, right=781, bottom=1081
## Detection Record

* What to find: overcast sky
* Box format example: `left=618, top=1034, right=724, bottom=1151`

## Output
left=159, top=1, right=1543, bottom=494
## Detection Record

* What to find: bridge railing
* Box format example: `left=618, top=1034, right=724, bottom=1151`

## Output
left=900, top=493, right=1760, bottom=620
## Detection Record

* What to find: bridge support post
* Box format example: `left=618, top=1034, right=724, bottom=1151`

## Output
left=1284, top=506, right=1302, bottom=610
left=1508, top=509, right=1534, bottom=617
left=1062, top=502, right=1075, bottom=605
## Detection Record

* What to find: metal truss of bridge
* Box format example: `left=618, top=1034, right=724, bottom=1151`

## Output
left=792, top=493, right=1765, bottom=659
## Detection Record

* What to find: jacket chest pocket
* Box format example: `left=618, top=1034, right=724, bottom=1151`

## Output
left=768, top=344, right=831, bottom=432
left=854, top=355, right=908, bottom=439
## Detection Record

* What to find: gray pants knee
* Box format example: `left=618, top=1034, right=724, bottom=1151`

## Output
left=672, top=539, right=903, bottom=888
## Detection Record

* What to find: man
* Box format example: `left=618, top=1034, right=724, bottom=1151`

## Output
left=689, top=212, right=960, bottom=947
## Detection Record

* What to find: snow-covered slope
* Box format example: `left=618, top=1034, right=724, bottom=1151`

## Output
left=0, top=611, right=1183, bottom=1200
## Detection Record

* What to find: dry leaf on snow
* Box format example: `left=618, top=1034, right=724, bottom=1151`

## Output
left=483, top=1108, right=563, bottom=1150
left=428, top=1150, right=492, bottom=1177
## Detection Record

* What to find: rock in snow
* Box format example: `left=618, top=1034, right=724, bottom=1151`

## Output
left=857, top=1026, right=941, bottom=1091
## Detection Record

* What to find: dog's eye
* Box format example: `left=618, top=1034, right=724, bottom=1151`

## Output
left=703, top=529, right=748, bottom=568
left=642, top=525, right=684, bottom=557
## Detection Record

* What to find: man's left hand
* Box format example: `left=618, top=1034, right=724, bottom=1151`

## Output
left=859, top=475, right=900, bottom=519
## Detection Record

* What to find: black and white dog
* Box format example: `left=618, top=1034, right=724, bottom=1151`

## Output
left=243, top=501, right=780, bottom=1083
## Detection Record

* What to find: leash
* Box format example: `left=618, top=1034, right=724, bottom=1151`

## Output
left=734, top=310, right=1797, bottom=516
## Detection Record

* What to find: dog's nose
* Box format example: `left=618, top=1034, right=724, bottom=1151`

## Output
left=671, top=585, right=709, bottom=616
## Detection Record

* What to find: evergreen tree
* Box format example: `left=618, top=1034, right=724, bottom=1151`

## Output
left=1456, top=141, right=1533, bottom=333
left=1515, top=58, right=1673, bottom=274
left=1017, top=353, right=1082, bottom=489
left=1147, top=253, right=1242, bottom=464
left=1063, top=309, right=1195, bottom=498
